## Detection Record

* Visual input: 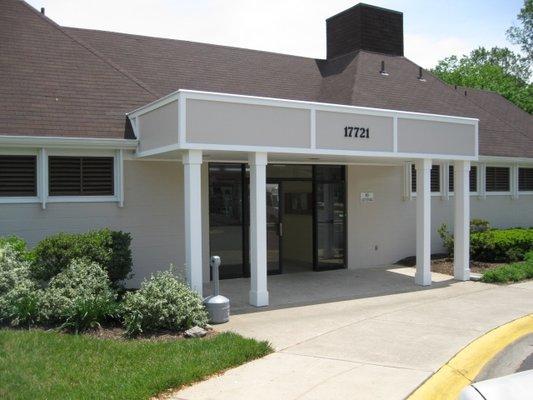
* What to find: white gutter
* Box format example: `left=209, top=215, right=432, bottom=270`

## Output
left=478, top=155, right=533, bottom=164
left=0, top=135, right=138, bottom=150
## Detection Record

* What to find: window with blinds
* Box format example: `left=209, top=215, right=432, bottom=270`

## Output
left=519, top=168, right=533, bottom=192
left=411, top=164, right=440, bottom=193
left=470, top=166, right=478, bottom=192
left=448, top=165, right=478, bottom=192
left=0, top=155, right=37, bottom=197
left=485, top=166, right=510, bottom=192
left=49, top=156, right=114, bottom=196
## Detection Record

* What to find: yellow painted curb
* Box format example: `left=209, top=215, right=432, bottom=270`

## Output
left=407, top=314, right=533, bottom=400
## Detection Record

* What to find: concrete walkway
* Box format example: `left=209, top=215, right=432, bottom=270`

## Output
left=174, top=268, right=533, bottom=400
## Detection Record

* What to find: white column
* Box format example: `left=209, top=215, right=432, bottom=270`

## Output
left=248, top=152, right=269, bottom=307
left=454, top=160, right=470, bottom=281
left=415, top=159, right=432, bottom=286
left=182, top=150, right=203, bottom=296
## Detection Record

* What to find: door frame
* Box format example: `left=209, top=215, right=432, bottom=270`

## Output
left=312, top=165, right=348, bottom=271
left=208, top=163, right=347, bottom=279
left=266, top=180, right=283, bottom=275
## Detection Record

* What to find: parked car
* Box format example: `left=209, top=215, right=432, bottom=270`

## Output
left=459, top=370, right=533, bottom=400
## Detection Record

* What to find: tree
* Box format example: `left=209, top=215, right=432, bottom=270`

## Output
left=507, top=0, right=533, bottom=65
left=431, top=0, right=533, bottom=114
left=432, top=47, right=533, bottom=113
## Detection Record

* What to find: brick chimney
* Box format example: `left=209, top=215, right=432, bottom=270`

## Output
left=326, top=3, right=404, bottom=59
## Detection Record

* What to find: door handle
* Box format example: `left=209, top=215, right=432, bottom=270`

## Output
left=279, top=222, right=283, bottom=237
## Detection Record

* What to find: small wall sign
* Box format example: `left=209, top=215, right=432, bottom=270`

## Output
left=360, top=192, right=374, bottom=203
left=344, top=126, right=370, bottom=138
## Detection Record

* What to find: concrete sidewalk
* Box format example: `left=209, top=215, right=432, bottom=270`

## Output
left=173, top=269, right=533, bottom=400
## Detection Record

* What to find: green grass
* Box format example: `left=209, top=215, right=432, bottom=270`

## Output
left=0, top=329, right=272, bottom=400
left=481, top=252, right=533, bottom=283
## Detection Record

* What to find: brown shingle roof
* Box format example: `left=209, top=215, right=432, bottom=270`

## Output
left=0, top=0, right=156, bottom=139
left=1, top=0, right=532, bottom=157
left=455, top=86, right=532, bottom=138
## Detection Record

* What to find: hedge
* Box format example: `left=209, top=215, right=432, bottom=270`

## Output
left=471, top=228, right=533, bottom=262
left=31, top=229, right=132, bottom=286
left=438, top=220, right=533, bottom=263
left=482, top=252, right=533, bottom=283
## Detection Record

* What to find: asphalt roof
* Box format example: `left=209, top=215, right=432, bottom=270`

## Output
left=1, top=0, right=532, bottom=158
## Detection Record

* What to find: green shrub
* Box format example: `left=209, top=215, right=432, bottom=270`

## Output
left=0, top=236, right=34, bottom=262
left=470, top=219, right=491, bottom=233
left=437, top=224, right=454, bottom=256
left=437, top=220, right=533, bottom=262
left=40, top=259, right=118, bottom=332
left=471, top=228, right=533, bottom=262
left=31, top=229, right=132, bottom=286
left=122, top=269, right=208, bottom=337
left=481, top=253, right=533, bottom=283
left=0, top=243, right=41, bottom=327
left=437, top=219, right=491, bottom=256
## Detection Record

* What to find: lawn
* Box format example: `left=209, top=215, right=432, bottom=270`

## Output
left=0, top=329, right=272, bottom=400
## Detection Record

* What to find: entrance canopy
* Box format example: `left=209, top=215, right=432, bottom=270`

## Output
left=127, top=89, right=479, bottom=307
left=128, top=89, right=478, bottom=163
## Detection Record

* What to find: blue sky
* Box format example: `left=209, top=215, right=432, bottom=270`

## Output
left=27, top=0, right=524, bottom=68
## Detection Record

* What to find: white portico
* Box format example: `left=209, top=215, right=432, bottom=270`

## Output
left=128, top=89, right=478, bottom=307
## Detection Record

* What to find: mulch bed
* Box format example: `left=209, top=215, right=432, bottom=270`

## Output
left=86, top=325, right=216, bottom=341
left=396, top=254, right=505, bottom=276
left=0, top=324, right=217, bottom=342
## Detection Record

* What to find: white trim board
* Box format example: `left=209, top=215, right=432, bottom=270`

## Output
left=130, top=88, right=479, bottom=161
left=137, top=142, right=478, bottom=161
left=0, top=135, right=138, bottom=150
left=130, top=89, right=478, bottom=124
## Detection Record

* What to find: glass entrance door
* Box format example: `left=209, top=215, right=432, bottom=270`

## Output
left=266, top=182, right=282, bottom=274
left=314, top=166, right=346, bottom=270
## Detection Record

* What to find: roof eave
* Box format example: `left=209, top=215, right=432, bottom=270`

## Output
left=0, top=135, right=138, bottom=150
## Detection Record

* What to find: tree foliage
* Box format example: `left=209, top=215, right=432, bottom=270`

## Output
left=507, top=0, right=533, bottom=65
left=431, top=1, right=533, bottom=114
left=432, top=47, right=533, bottom=114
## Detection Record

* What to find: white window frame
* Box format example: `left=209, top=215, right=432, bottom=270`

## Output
left=0, top=148, right=41, bottom=204
left=46, top=149, right=123, bottom=205
left=409, top=162, right=443, bottom=198
left=484, top=164, right=512, bottom=196
left=447, top=162, right=479, bottom=197
left=0, top=147, right=124, bottom=206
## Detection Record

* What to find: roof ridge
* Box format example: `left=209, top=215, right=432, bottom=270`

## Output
left=454, top=85, right=532, bottom=136
left=19, top=0, right=160, bottom=99
left=400, top=56, right=531, bottom=140
left=65, top=26, right=320, bottom=62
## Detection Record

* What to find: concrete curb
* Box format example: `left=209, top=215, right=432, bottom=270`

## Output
left=406, top=314, right=533, bottom=400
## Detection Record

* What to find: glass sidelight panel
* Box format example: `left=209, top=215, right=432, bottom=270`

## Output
left=266, top=183, right=282, bottom=274
left=209, top=164, right=245, bottom=279
left=314, top=166, right=346, bottom=269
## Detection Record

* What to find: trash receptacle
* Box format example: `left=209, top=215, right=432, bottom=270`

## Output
left=204, top=255, right=230, bottom=324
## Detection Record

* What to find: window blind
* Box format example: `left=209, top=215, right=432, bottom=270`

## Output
left=49, top=156, right=114, bottom=196
left=485, top=166, right=510, bottom=192
left=411, top=164, right=440, bottom=192
left=0, top=155, right=37, bottom=197
left=519, top=168, right=533, bottom=192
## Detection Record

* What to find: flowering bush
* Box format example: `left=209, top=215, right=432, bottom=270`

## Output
left=122, top=269, right=208, bottom=337
left=0, top=235, right=35, bottom=262
left=0, top=243, right=41, bottom=327
left=40, top=259, right=118, bottom=332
